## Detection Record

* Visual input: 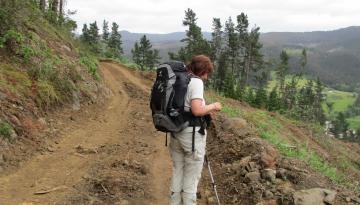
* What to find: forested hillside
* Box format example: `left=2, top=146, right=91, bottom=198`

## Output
left=120, top=27, right=360, bottom=89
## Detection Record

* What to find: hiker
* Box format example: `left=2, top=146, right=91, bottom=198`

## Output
left=169, top=55, right=222, bottom=205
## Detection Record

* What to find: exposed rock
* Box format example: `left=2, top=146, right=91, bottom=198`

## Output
left=9, top=115, right=21, bottom=127
left=260, top=145, right=278, bottom=169
left=263, top=190, right=274, bottom=199
left=72, top=91, right=81, bottom=111
left=0, top=91, right=6, bottom=100
left=61, top=45, right=71, bottom=52
left=222, top=117, right=253, bottom=138
left=262, top=169, right=276, bottom=183
left=0, top=154, right=4, bottom=164
left=256, top=199, right=277, bottom=205
left=293, top=188, right=336, bottom=205
left=245, top=171, right=261, bottom=183
left=276, top=168, right=287, bottom=180
left=37, top=118, right=47, bottom=127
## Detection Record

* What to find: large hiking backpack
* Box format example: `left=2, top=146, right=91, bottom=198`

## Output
left=150, top=61, right=193, bottom=133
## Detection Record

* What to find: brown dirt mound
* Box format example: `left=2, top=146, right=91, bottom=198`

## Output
left=201, top=115, right=354, bottom=205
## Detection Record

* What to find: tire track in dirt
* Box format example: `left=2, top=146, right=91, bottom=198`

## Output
left=0, top=62, right=171, bottom=205
left=100, top=62, right=172, bottom=205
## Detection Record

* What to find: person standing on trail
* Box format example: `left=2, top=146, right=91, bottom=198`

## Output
left=169, top=55, right=222, bottom=205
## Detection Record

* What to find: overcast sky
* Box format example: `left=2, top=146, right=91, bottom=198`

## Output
left=67, top=0, right=360, bottom=34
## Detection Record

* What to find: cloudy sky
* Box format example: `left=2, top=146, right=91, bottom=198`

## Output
left=67, top=0, right=360, bottom=34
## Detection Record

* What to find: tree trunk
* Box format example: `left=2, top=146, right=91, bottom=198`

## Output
left=52, top=0, right=59, bottom=13
left=40, top=0, right=46, bottom=11
left=59, top=0, right=63, bottom=18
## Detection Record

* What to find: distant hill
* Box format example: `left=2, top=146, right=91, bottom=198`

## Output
left=121, top=26, right=360, bottom=88
left=260, top=26, right=360, bottom=87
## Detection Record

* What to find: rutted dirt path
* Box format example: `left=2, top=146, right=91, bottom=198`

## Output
left=0, top=62, right=172, bottom=205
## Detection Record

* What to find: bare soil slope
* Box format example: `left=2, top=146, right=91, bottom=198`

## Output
left=0, top=62, right=172, bottom=205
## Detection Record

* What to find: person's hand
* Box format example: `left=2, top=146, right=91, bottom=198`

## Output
left=212, top=102, right=222, bottom=112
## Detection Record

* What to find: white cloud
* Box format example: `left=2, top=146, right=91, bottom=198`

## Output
left=67, top=0, right=360, bottom=34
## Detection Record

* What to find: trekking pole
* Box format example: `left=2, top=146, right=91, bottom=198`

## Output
left=205, top=155, right=221, bottom=205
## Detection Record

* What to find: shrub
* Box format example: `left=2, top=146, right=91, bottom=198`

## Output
left=80, top=56, right=99, bottom=80
left=0, top=121, right=12, bottom=140
left=35, top=80, right=59, bottom=108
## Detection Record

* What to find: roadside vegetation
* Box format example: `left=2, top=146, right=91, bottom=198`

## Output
left=206, top=92, right=360, bottom=192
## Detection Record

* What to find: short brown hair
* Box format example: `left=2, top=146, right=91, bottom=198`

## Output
left=187, top=55, right=214, bottom=77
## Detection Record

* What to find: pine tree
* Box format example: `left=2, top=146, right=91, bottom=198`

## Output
left=224, top=17, right=238, bottom=76
left=214, top=51, right=228, bottom=92
left=300, top=48, right=307, bottom=75
left=254, top=86, right=267, bottom=109
left=132, top=42, right=141, bottom=65
left=88, top=21, right=100, bottom=53
left=59, top=0, right=64, bottom=24
left=169, top=8, right=211, bottom=62
left=209, top=18, right=223, bottom=89
left=211, top=18, right=223, bottom=61
left=242, top=26, right=264, bottom=88
left=131, top=35, right=159, bottom=70
left=107, top=22, right=123, bottom=58
left=236, top=13, right=248, bottom=87
left=267, top=86, right=280, bottom=111
left=314, top=77, right=326, bottom=124
left=40, top=0, right=46, bottom=11
left=102, top=20, right=110, bottom=42
left=81, top=24, right=91, bottom=43
left=224, top=74, right=236, bottom=98
left=88, top=21, right=100, bottom=43
left=276, top=50, right=289, bottom=94
left=331, top=112, right=349, bottom=138
left=245, top=87, right=255, bottom=106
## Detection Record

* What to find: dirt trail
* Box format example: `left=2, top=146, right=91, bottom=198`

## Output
left=0, top=62, right=172, bottom=205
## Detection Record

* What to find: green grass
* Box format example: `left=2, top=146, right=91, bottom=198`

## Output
left=0, top=121, right=12, bottom=140
left=323, top=89, right=356, bottom=116
left=0, top=63, right=32, bottom=97
left=347, top=116, right=360, bottom=130
left=258, top=129, right=344, bottom=184
left=267, top=71, right=310, bottom=91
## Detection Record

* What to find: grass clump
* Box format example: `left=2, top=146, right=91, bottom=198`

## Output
left=80, top=55, right=99, bottom=80
left=0, top=121, right=13, bottom=141
left=0, top=63, right=32, bottom=97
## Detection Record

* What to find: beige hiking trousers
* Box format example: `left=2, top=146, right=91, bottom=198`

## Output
left=169, top=126, right=207, bottom=205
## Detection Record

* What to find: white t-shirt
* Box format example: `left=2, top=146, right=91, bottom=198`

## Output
left=184, top=78, right=205, bottom=112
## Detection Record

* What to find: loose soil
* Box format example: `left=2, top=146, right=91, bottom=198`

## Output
left=0, top=62, right=172, bottom=205
left=0, top=62, right=359, bottom=205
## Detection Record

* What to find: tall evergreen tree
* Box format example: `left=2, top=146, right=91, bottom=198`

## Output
left=169, top=8, right=211, bottom=62
left=39, top=0, right=46, bottom=11
left=276, top=50, right=289, bottom=94
left=210, top=18, right=223, bottom=89
left=132, top=35, right=159, bottom=70
left=107, top=22, right=123, bottom=58
left=211, top=18, right=223, bottom=61
left=88, top=21, right=100, bottom=43
left=132, top=42, right=141, bottom=65
left=300, top=48, right=307, bottom=75
left=59, top=0, right=64, bottom=24
left=81, top=24, right=91, bottom=43
left=254, top=85, right=267, bottom=109
left=331, top=112, right=349, bottom=137
left=102, top=20, right=110, bottom=42
left=314, top=77, right=326, bottom=124
left=242, top=26, right=264, bottom=88
left=267, top=86, right=280, bottom=111
left=224, top=17, right=238, bottom=76
left=214, top=51, right=228, bottom=92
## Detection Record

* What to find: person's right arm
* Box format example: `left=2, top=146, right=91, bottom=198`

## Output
left=191, top=99, right=222, bottom=117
